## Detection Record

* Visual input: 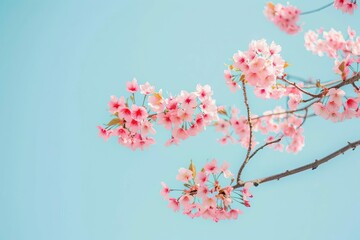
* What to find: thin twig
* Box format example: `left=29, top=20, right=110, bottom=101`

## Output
left=251, top=100, right=319, bottom=120
left=248, top=137, right=283, bottom=161
left=302, top=79, right=342, bottom=89
left=298, top=108, right=308, bottom=128
left=233, top=139, right=360, bottom=188
left=300, top=2, right=334, bottom=15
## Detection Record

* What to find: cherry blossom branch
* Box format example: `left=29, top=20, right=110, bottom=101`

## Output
left=233, top=139, right=360, bottom=188
left=303, top=72, right=360, bottom=102
left=253, top=73, right=360, bottom=120
left=301, top=79, right=342, bottom=89
left=236, top=81, right=253, bottom=183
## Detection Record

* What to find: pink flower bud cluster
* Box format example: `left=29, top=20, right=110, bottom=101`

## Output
left=313, top=89, right=360, bottom=122
left=334, top=0, right=358, bottom=14
left=305, top=27, right=360, bottom=79
left=264, top=2, right=302, bottom=35
left=98, top=79, right=219, bottom=150
left=224, top=39, right=286, bottom=92
left=216, top=106, right=305, bottom=153
left=161, top=160, right=253, bottom=222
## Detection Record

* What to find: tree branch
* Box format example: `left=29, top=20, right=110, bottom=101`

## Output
left=236, top=81, right=253, bottom=183
left=331, top=72, right=360, bottom=89
left=233, top=139, right=360, bottom=188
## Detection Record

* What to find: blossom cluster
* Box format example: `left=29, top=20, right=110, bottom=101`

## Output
left=224, top=39, right=286, bottom=92
left=313, top=88, right=360, bottom=122
left=97, top=79, right=157, bottom=150
left=264, top=2, right=302, bottom=35
left=254, top=110, right=305, bottom=153
left=161, top=160, right=253, bottom=222
left=215, top=106, right=305, bottom=153
left=305, top=27, right=360, bottom=80
left=98, top=79, right=219, bottom=150
left=156, top=84, right=219, bottom=146
left=334, top=0, right=358, bottom=14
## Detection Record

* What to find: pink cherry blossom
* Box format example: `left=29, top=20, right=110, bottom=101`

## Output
left=242, top=182, right=253, bottom=202
left=220, top=161, right=233, bottom=179
left=179, top=195, right=194, bottom=207
left=108, top=96, right=125, bottom=114
left=131, top=105, right=148, bottom=121
left=215, top=119, right=230, bottom=134
left=168, top=198, right=180, bottom=212
left=264, top=2, right=302, bottom=35
left=148, top=90, right=165, bottom=113
left=197, top=186, right=209, bottom=199
left=313, top=102, right=330, bottom=119
left=195, top=84, right=213, bottom=101
left=172, top=127, right=189, bottom=141
left=179, top=91, right=197, bottom=109
left=204, top=159, right=219, bottom=174
left=118, top=107, right=132, bottom=122
left=334, top=0, right=358, bottom=14
left=228, top=209, right=242, bottom=219
left=288, top=93, right=301, bottom=110
left=160, top=182, right=170, bottom=200
left=97, top=126, right=112, bottom=141
left=196, top=171, right=208, bottom=186
left=346, top=98, right=358, bottom=109
left=140, top=82, right=155, bottom=95
left=126, top=78, right=139, bottom=93
left=225, top=78, right=240, bottom=93
left=176, top=168, right=193, bottom=183
left=141, top=120, right=156, bottom=135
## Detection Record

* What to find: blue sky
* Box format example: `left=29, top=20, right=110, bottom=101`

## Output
left=1, top=1, right=360, bottom=239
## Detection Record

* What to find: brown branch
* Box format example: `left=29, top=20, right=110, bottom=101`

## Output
left=236, top=81, right=253, bottom=183
left=233, top=139, right=360, bottom=188
left=303, top=72, right=360, bottom=102
left=331, top=72, right=360, bottom=89
left=302, top=79, right=342, bottom=89
left=279, top=77, right=318, bottom=97
left=248, top=136, right=283, bottom=160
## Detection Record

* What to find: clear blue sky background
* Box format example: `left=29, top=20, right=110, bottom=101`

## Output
left=1, top=1, right=360, bottom=239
